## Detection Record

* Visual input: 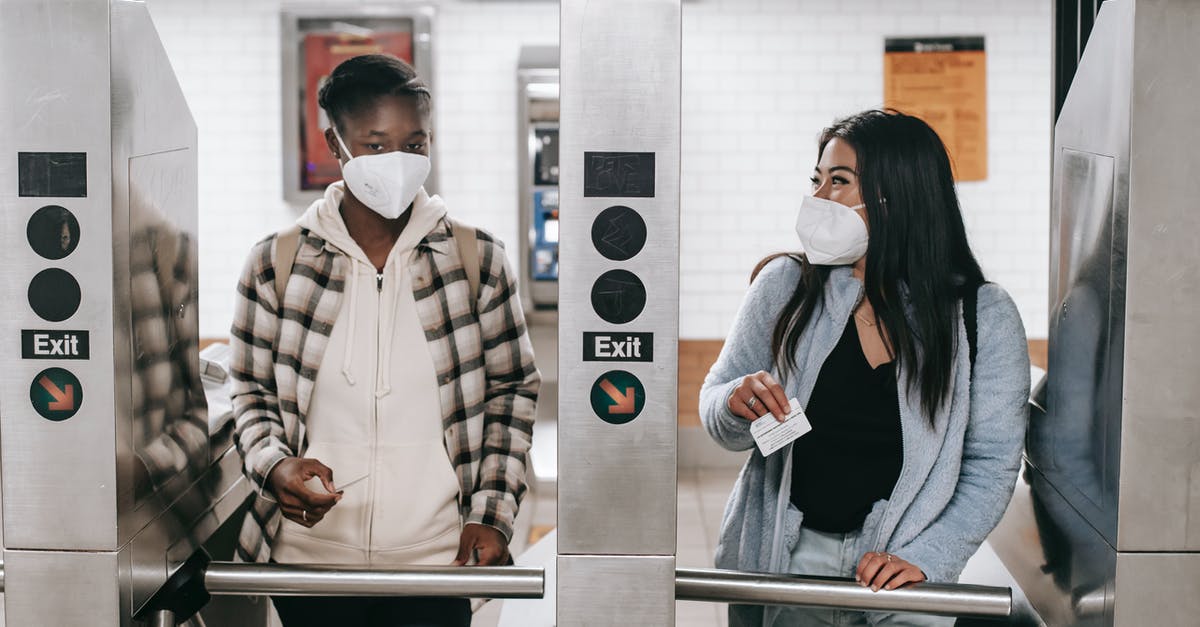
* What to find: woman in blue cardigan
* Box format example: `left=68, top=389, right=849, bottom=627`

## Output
left=700, top=110, right=1030, bottom=627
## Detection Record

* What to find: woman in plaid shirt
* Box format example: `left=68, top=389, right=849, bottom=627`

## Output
left=229, top=55, right=540, bottom=627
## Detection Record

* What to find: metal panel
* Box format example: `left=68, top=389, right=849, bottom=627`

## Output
left=558, top=0, right=680, bottom=557
left=0, top=0, right=119, bottom=551
left=1035, top=0, right=1132, bottom=549
left=1117, top=0, right=1200, bottom=552
left=991, top=464, right=1115, bottom=627
left=3, top=549, right=124, bottom=627
left=993, top=1, right=1200, bottom=625
left=1112, top=553, right=1200, bottom=626
left=557, top=556, right=675, bottom=627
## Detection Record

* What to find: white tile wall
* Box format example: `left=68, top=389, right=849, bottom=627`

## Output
left=148, top=0, right=1051, bottom=340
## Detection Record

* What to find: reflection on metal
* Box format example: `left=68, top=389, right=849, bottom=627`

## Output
left=991, top=0, right=1200, bottom=625
left=0, top=1, right=248, bottom=624
left=204, top=563, right=545, bottom=599
left=149, top=609, right=176, bottom=627
left=675, top=568, right=1012, bottom=619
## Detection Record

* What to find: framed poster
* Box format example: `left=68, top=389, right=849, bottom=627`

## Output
left=884, top=36, right=987, bottom=182
left=281, top=8, right=435, bottom=204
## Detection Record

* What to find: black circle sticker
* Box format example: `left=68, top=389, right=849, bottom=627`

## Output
left=27, top=205, right=80, bottom=260
left=30, top=367, right=83, bottom=421
left=28, top=268, right=81, bottom=322
left=590, top=269, right=646, bottom=325
left=589, top=370, right=646, bottom=424
left=591, top=205, right=647, bottom=261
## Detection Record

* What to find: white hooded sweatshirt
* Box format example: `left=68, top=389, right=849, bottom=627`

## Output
left=271, top=182, right=462, bottom=566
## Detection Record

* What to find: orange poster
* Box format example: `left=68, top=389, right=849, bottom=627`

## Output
left=301, top=31, right=413, bottom=190
left=884, top=37, right=987, bottom=182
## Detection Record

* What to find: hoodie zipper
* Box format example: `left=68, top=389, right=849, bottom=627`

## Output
left=365, top=271, right=384, bottom=563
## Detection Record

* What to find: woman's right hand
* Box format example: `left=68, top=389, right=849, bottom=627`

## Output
left=727, top=370, right=791, bottom=422
left=266, top=457, right=342, bottom=527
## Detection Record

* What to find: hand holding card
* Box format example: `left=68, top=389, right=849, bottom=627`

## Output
left=750, top=398, right=812, bottom=456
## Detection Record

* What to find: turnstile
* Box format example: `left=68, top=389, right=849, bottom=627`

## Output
left=0, top=1, right=1063, bottom=624
left=989, top=1, right=1200, bottom=625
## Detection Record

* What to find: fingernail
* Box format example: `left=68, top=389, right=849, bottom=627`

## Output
left=872, top=586, right=879, bottom=592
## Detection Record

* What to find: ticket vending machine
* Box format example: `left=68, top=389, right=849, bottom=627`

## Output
left=517, top=47, right=561, bottom=493
left=518, top=46, right=560, bottom=313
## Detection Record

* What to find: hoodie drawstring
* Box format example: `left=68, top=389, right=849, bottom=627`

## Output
left=341, top=259, right=359, bottom=385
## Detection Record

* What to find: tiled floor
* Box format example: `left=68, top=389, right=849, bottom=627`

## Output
left=674, top=467, right=743, bottom=627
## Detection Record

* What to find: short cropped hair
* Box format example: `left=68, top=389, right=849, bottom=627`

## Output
left=317, top=54, right=431, bottom=131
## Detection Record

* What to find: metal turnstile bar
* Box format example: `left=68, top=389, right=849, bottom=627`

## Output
left=676, top=568, right=1011, bottom=619
left=204, top=562, right=544, bottom=599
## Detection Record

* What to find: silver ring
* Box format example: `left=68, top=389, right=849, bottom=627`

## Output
left=885, top=554, right=893, bottom=562
left=746, top=397, right=758, bottom=410
left=302, top=510, right=308, bottom=522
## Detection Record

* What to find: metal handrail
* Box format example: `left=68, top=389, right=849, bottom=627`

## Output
left=676, top=568, right=1011, bottom=619
left=204, top=562, right=544, bottom=599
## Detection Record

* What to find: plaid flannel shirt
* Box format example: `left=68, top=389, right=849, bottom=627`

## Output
left=230, top=218, right=539, bottom=563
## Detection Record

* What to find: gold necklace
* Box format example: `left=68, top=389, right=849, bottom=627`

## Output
left=854, top=308, right=876, bottom=327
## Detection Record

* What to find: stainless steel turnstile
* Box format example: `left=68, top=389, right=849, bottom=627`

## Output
left=0, top=1, right=253, bottom=624
left=989, top=1, right=1200, bottom=625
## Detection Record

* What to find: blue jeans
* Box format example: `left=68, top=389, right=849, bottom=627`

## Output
left=768, top=526, right=953, bottom=627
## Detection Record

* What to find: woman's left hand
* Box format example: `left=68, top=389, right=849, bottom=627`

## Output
left=855, top=551, right=926, bottom=591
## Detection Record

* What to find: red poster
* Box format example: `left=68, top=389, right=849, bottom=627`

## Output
left=302, top=31, right=413, bottom=190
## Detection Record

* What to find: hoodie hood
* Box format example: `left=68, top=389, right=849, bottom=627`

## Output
left=297, top=180, right=447, bottom=264
left=295, top=180, right=448, bottom=392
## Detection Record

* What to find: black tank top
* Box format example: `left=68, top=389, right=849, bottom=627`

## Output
left=790, top=317, right=903, bottom=533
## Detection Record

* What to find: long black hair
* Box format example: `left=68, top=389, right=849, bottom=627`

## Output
left=771, top=110, right=986, bottom=424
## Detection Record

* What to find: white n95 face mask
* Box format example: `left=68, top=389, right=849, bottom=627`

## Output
left=795, top=196, right=869, bottom=266
left=333, top=128, right=430, bottom=220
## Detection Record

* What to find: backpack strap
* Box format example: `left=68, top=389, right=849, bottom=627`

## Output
left=964, top=283, right=982, bottom=378
left=449, top=218, right=481, bottom=316
left=273, top=224, right=302, bottom=310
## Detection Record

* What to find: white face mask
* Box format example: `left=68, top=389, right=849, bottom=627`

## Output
left=795, top=196, right=869, bottom=266
left=333, top=127, right=430, bottom=220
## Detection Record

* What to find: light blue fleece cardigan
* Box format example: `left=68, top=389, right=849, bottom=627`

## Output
left=700, top=260, right=1029, bottom=622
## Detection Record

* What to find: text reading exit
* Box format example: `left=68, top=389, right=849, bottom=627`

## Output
left=21, top=329, right=90, bottom=360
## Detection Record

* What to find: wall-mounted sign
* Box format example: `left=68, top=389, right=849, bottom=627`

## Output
left=590, top=269, right=646, bottom=325
left=18, top=152, right=87, bottom=198
left=21, top=330, right=89, bottom=360
left=589, top=370, right=645, bottom=424
left=281, top=10, right=434, bottom=204
left=28, top=268, right=81, bottom=322
left=584, top=152, right=655, bottom=198
left=29, top=367, right=82, bottom=421
left=27, top=205, right=80, bottom=260
left=884, top=36, right=987, bottom=182
left=300, top=31, right=414, bottom=190
left=591, top=205, right=647, bottom=261
left=583, top=332, right=653, bottom=362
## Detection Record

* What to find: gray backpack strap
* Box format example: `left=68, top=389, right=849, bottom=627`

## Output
left=273, top=224, right=303, bottom=311
left=449, top=218, right=480, bottom=316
